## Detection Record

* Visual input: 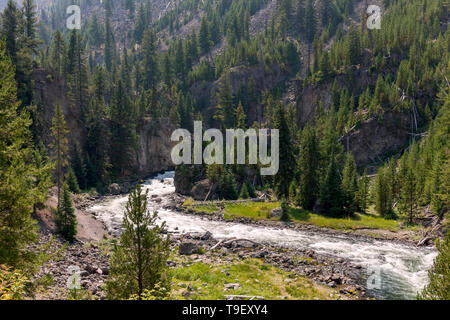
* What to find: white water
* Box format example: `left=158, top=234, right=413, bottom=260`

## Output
left=87, top=171, right=437, bottom=300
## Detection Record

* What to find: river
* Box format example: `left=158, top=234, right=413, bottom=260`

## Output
left=87, top=171, right=437, bottom=300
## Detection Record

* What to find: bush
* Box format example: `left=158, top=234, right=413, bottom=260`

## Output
left=280, top=199, right=290, bottom=222
left=0, top=265, right=29, bottom=300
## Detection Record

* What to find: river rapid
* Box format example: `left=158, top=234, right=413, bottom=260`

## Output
left=87, top=171, right=437, bottom=300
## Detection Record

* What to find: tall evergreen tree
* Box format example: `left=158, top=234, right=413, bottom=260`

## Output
left=50, top=104, right=69, bottom=206
left=342, top=153, right=358, bottom=211
left=296, top=125, right=320, bottom=210
left=0, top=41, right=50, bottom=269
left=142, top=29, right=159, bottom=91
left=320, top=153, right=346, bottom=217
left=106, top=185, right=171, bottom=299
left=109, top=80, right=135, bottom=176
left=55, top=183, right=77, bottom=242
left=274, top=103, right=296, bottom=199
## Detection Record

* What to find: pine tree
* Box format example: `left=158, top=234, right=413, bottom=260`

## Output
left=274, top=103, right=296, bottom=199
left=280, top=198, right=290, bottom=221
left=110, top=80, right=135, bottom=176
left=289, top=179, right=297, bottom=202
left=418, top=233, right=450, bottom=300
left=236, top=101, right=246, bottom=129
left=134, top=2, right=147, bottom=43
left=374, top=166, right=393, bottom=218
left=104, top=17, right=115, bottom=72
left=357, top=169, right=370, bottom=213
left=297, top=125, right=320, bottom=210
left=218, top=169, right=238, bottom=200
left=199, top=16, right=211, bottom=55
left=342, top=153, right=358, bottom=211
left=399, top=165, right=417, bottom=224
left=50, top=104, right=69, bottom=206
left=304, top=0, right=316, bottom=43
left=320, top=153, right=346, bottom=217
left=214, top=78, right=235, bottom=129
left=51, top=30, right=65, bottom=75
left=55, top=183, right=77, bottom=242
left=1, top=0, right=19, bottom=66
left=346, top=25, right=361, bottom=65
left=66, top=167, right=81, bottom=194
left=239, top=183, right=250, bottom=199
left=0, top=41, right=50, bottom=269
left=106, top=185, right=171, bottom=299
left=72, top=144, right=87, bottom=190
left=142, top=29, right=159, bottom=91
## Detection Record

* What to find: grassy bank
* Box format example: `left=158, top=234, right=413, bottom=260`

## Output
left=170, top=258, right=341, bottom=300
left=184, top=200, right=417, bottom=233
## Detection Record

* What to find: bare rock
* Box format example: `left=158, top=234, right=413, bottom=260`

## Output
left=179, top=241, right=200, bottom=255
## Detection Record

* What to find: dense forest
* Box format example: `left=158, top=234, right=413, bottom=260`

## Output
left=0, top=0, right=448, bottom=301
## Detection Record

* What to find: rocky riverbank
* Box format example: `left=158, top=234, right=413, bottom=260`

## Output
left=33, top=228, right=368, bottom=300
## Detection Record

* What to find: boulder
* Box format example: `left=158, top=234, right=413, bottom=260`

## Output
left=191, top=179, right=213, bottom=201
left=201, top=231, right=213, bottom=241
left=224, top=283, right=241, bottom=290
left=108, top=183, right=121, bottom=195
left=269, top=207, right=282, bottom=218
left=179, top=241, right=200, bottom=255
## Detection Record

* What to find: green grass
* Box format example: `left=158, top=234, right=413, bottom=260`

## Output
left=223, top=202, right=280, bottom=220
left=170, top=258, right=339, bottom=300
left=184, top=199, right=415, bottom=232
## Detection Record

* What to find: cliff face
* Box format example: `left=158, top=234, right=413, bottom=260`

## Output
left=134, top=118, right=177, bottom=176
left=345, top=112, right=413, bottom=165
left=33, top=68, right=176, bottom=177
left=33, top=69, right=86, bottom=148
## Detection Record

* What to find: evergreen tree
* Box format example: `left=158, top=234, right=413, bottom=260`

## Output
left=50, top=104, right=69, bottom=205
left=357, top=169, right=370, bottom=213
left=399, top=164, right=417, bottom=224
left=304, top=0, right=316, bottom=43
left=342, top=153, right=358, bottom=211
left=239, top=182, right=250, bottom=199
left=106, top=185, right=171, bottom=299
left=218, top=169, right=238, bottom=200
left=320, top=153, right=346, bottom=217
left=51, top=30, right=65, bottom=75
left=297, top=125, right=319, bottom=210
left=55, top=183, right=77, bottom=242
left=104, top=17, right=115, bottom=72
left=214, top=78, right=235, bottom=129
left=274, top=103, right=296, bottom=199
left=418, top=233, right=450, bottom=300
left=280, top=198, right=290, bottom=221
left=142, top=29, right=159, bottom=91
left=0, top=41, right=50, bottom=269
left=110, top=80, right=135, bottom=176
left=199, top=16, right=211, bottom=55
left=72, top=144, right=87, bottom=190
left=374, top=166, right=393, bottom=218
left=66, top=167, right=80, bottom=194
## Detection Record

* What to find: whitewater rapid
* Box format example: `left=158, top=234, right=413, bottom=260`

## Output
left=87, top=171, right=437, bottom=300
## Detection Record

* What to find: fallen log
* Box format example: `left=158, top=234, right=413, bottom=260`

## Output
left=209, top=239, right=228, bottom=251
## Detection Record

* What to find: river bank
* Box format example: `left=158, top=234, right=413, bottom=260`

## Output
left=33, top=172, right=437, bottom=300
